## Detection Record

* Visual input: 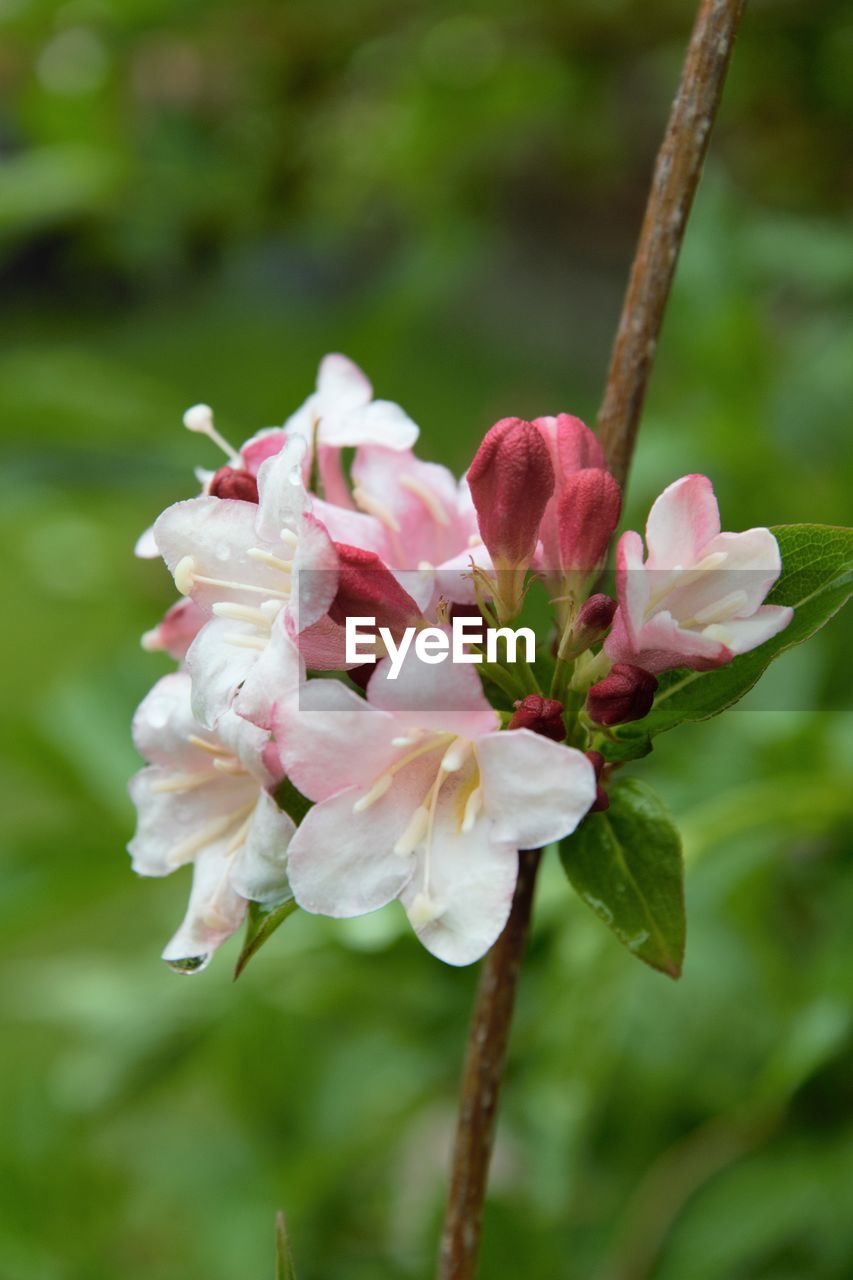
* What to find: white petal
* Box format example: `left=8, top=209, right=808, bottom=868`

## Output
left=185, top=617, right=261, bottom=730
left=128, top=766, right=256, bottom=876
left=286, top=756, right=438, bottom=917
left=229, top=791, right=295, bottom=905
left=368, top=647, right=500, bottom=740
left=477, top=730, right=596, bottom=849
left=321, top=399, right=418, bottom=451
left=255, top=438, right=310, bottom=542
left=316, top=353, right=372, bottom=412
left=401, top=775, right=518, bottom=965
left=132, top=673, right=213, bottom=771
left=703, top=603, right=793, bottom=655
left=161, top=845, right=248, bottom=968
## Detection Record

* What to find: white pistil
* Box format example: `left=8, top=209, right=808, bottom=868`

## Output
left=247, top=547, right=293, bottom=573
left=393, top=805, right=430, bottom=856
left=149, top=771, right=212, bottom=795
left=212, top=602, right=273, bottom=627
left=352, top=485, right=401, bottom=533
left=187, top=734, right=228, bottom=755
left=175, top=555, right=291, bottom=601
left=212, top=756, right=246, bottom=775
left=408, top=891, right=446, bottom=928
left=646, top=551, right=730, bottom=614
left=440, top=738, right=471, bottom=773
left=461, top=785, right=482, bottom=833
left=167, top=808, right=253, bottom=867
left=352, top=773, right=392, bottom=813
left=182, top=403, right=241, bottom=466
left=223, top=633, right=267, bottom=650
left=691, top=589, right=749, bottom=626
left=399, top=473, right=450, bottom=526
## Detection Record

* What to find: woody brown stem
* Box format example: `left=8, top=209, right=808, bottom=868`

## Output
left=436, top=3, right=746, bottom=1277
left=598, top=0, right=747, bottom=488
left=436, top=848, right=541, bottom=1280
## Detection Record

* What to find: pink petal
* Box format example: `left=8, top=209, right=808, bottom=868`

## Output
left=645, top=474, right=721, bottom=570
left=274, top=679, right=400, bottom=802
left=161, top=845, right=248, bottom=966
left=367, top=647, right=500, bottom=739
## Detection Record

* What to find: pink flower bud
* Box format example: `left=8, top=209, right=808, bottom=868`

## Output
left=329, top=544, right=421, bottom=634
left=508, top=694, right=566, bottom=743
left=555, top=468, right=621, bottom=573
left=586, top=663, right=658, bottom=726
left=209, top=466, right=259, bottom=503
left=467, top=418, right=555, bottom=568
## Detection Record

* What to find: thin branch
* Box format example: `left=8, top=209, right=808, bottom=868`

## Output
left=436, top=4, right=746, bottom=1277
left=598, top=0, right=747, bottom=488
left=436, top=848, right=541, bottom=1280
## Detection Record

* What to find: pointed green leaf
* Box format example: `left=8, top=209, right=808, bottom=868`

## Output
left=234, top=897, right=298, bottom=980
left=560, top=779, right=685, bottom=978
left=274, top=1211, right=297, bottom=1280
left=601, top=523, right=852, bottom=759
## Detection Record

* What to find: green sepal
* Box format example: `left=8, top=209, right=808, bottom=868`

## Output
left=234, top=897, right=298, bottom=980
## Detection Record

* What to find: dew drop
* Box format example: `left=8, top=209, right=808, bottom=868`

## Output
left=165, top=953, right=210, bottom=975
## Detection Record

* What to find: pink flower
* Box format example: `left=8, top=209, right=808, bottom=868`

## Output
left=605, top=474, right=793, bottom=674
left=129, top=673, right=294, bottom=971
left=272, top=353, right=420, bottom=509
left=153, top=440, right=342, bottom=729
left=274, top=653, right=595, bottom=965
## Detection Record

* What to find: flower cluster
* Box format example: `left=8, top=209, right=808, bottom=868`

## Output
left=129, top=356, right=792, bottom=972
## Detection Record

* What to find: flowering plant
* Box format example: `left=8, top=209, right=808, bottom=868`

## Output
left=129, top=354, right=851, bottom=983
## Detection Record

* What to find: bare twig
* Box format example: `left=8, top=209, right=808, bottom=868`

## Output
left=598, top=0, right=747, bottom=488
left=436, top=4, right=746, bottom=1277
left=437, top=848, right=541, bottom=1280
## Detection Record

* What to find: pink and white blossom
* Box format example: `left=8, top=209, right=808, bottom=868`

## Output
left=605, top=474, right=793, bottom=674
left=274, top=651, right=596, bottom=965
left=129, top=672, right=294, bottom=970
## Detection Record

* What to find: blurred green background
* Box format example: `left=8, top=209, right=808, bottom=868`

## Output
left=2, top=1, right=852, bottom=1277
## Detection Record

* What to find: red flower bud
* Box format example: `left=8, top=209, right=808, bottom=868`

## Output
left=586, top=663, right=658, bottom=726
left=555, top=468, right=621, bottom=573
left=508, top=694, right=566, bottom=743
left=591, top=784, right=610, bottom=812
left=329, top=544, right=421, bottom=634
left=209, top=466, right=259, bottom=503
left=467, top=418, right=555, bottom=567
left=584, top=749, right=606, bottom=779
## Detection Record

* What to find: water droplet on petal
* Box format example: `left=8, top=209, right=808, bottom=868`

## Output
left=165, top=953, right=210, bottom=975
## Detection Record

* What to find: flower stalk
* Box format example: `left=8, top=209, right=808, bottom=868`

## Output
left=436, top=1, right=747, bottom=1274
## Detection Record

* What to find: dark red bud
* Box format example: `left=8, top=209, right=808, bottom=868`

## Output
left=209, top=466, right=259, bottom=503
left=586, top=663, right=658, bottom=726
left=576, top=594, right=617, bottom=636
left=508, top=694, right=566, bottom=743
left=329, top=544, right=421, bottom=633
left=584, top=749, right=606, bottom=779
left=467, top=417, right=555, bottom=567
left=591, top=784, right=610, bottom=812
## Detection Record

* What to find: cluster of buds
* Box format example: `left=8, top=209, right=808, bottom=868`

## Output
left=129, top=355, right=792, bottom=972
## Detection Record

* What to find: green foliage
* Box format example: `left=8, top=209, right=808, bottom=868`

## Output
left=1, top=2, right=851, bottom=1278
left=603, top=524, right=853, bottom=761
left=560, top=779, right=685, bottom=978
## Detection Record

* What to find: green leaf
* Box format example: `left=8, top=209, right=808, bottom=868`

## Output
left=234, top=898, right=298, bottom=980
left=560, top=779, right=685, bottom=978
left=274, top=1211, right=297, bottom=1280
left=602, top=524, right=852, bottom=759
